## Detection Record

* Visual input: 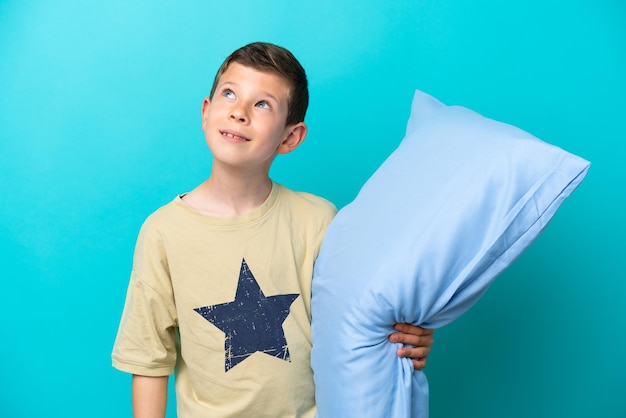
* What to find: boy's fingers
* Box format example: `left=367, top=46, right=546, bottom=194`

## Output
left=393, top=323, right=434, bottom=336
left=397, top=346, right=431, bottom=360
left=396, top=347, right=431, bottom=370
left=388, top=332, right=434, bottom=348
left=412, top=358, right=428, bottom=371
left=389, top=323, right=435, bottom=371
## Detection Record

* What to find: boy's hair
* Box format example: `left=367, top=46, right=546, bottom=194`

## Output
left=209, top=42, right=309, bottom=126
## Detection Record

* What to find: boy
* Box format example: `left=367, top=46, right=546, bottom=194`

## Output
left=112, top=42, right=433, bottom=418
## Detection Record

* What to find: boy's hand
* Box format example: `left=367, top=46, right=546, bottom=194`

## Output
left=389, top=323, right=434, bottom=370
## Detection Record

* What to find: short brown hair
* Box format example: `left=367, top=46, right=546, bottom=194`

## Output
left=209, top=42, right=309, bottom=126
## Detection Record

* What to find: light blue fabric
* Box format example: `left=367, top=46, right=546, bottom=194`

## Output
left=311, top=90, right=590, bottom=418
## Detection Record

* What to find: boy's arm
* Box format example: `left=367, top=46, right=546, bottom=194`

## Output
left=132, top=375, right=168, bottom=418
left=389, top=324, right=435, bottom=370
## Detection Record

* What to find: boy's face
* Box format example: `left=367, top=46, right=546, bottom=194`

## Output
left=201, top=63, right=306, bottom=173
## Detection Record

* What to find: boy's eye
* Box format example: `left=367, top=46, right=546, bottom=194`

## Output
left=256, top=101, right=271, bottom=109
left=222, top=89, right=235, bottom=99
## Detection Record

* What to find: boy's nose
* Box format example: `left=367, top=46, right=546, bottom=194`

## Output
left=229, top=107, right=248, bottom=123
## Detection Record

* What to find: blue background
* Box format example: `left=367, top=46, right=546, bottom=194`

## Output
left=1, top=1, right=624, bottom=417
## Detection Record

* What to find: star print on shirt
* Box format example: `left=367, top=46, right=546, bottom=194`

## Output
left=194, top=258, right=300, bottom=372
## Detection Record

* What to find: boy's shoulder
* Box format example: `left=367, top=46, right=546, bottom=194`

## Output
left=277, top=184, right=337, bottom=218
left=146, top=195, right=181, bottom=218
left=135, top=196, right=185, bottom=235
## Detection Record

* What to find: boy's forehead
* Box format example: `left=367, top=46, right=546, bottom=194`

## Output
left=217, top=63, right=291, bottom=97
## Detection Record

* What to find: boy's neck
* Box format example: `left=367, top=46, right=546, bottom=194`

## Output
left=183, top=170, right=273, bottom=217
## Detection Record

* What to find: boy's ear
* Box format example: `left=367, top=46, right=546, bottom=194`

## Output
left=201, top=97, right=211, bottom=129
left=277, top=122, right=307, bottom=155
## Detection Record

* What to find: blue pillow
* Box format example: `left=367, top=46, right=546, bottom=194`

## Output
left=310, top=90, right=590, bottom=418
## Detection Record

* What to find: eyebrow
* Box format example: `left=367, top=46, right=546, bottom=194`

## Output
left=219, top=81, right=283, bottom=104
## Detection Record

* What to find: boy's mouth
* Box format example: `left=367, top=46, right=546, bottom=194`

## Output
left=221, top=130, right=250, bottom=142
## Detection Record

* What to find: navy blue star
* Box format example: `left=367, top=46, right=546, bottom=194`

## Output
left=194, top=258, right=299, bottom=372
